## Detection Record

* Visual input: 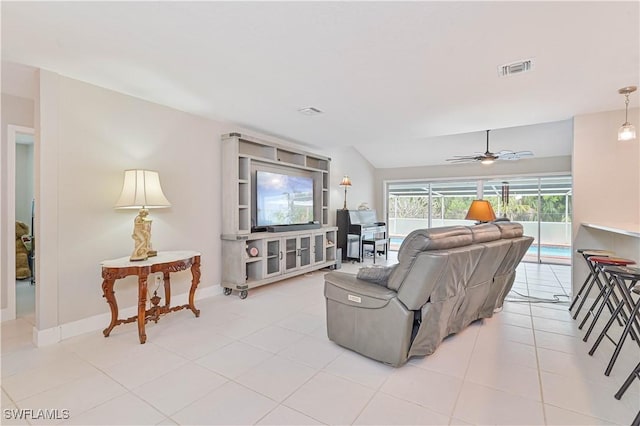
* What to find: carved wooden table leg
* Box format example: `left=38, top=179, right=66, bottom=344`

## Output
left=163, top=271, right=171, bottom=309
left=137, top=273, right=149, bottom=344
left=189, top=256, right=201, bottom=317
left=101, top=277, right=118, bottom=337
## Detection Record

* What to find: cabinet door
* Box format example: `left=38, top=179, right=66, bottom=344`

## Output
left=313, top=233, right=325, bottom=264
left=283, top=234, right=312, bottom=272
left=264, top=238, right=282, bottom=278
left=299, top=235, right=312, bottom=268
left=283, top=236, right=299, bottom=273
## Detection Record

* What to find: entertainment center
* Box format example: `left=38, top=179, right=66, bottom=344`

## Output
left=221, top=132, right=338, bottom=298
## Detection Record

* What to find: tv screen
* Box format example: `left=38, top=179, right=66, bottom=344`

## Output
left=256, top=171, right=314, bottom=227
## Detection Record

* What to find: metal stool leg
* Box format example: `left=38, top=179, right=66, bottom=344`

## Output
left=615, top=361, right=640, bottom=400
left=571, top=250, right=615, bottom=319
left=603, top=284, right=640, bottom=376
left=571, top=268, right=597, bottom=318
left=579, top=266, right=626, bottom=333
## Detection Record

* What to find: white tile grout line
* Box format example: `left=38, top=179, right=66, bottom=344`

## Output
left=447, top=317, right=483, bottom=425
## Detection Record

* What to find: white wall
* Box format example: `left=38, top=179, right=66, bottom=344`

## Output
left=1, top=93, right=34, bottom=310
left=328, top=146, right=377, bottom=222
left=26, top=70, right=368, bottom=339
left=572, top=107, right=640, bottom=295
left=32, top=72, right=232, bottom=327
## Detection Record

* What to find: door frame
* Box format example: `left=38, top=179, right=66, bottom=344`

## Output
left=2, top=125, right=35, bottom=321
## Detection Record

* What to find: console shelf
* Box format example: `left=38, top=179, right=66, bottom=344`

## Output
left=221, top=132, right=336, bottom=298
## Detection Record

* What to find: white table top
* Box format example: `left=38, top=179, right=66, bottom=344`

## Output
left=101, top=250, right=201, bottom=268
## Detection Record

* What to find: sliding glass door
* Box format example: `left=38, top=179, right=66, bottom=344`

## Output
left=386, top=175, right=572, bottom=264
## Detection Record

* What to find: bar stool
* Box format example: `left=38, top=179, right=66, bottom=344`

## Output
left=615, top=361, right=640, bottom=426
left=588, top=265, right=640, bottom=376
left=580, top=256, right=636, bottom=342
left=570, top=249, right=616, bottom=319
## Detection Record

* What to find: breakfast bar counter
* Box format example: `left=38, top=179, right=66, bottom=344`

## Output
left=581, top=223, right=640, bottom=239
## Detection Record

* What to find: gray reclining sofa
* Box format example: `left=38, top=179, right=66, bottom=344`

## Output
left=324, top=222, right=533, bottom=367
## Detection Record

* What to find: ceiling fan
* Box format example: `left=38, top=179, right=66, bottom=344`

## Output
left=446, top=130, right=534, bottom=165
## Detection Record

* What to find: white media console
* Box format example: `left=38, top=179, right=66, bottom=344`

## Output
left=221, top=132, right=337, bottom=298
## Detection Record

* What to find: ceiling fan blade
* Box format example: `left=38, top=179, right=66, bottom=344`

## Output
left=446, top=156, right=480, bottom=162
left=447, top=158, right=477, bottom=163
left=497, top=150, right=534, bottom=160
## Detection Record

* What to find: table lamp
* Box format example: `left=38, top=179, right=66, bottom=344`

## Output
left=115, top=170, right=171, bottom=261
left=465, top=199, right=496, bottom=224
left=340, top=175, right=352, bottom=210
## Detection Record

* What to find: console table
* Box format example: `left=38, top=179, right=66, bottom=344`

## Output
left=100, top=250, right=201, bottom=344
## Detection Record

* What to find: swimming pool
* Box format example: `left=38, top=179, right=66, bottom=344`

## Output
left=389, top=237, right=571, bottom=258
left=526, top=245, right=571, bottom=257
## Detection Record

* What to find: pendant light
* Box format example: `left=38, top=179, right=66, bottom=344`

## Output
left=618, top=86, right=637, bottom=141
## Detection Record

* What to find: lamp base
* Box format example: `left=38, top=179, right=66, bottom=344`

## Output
left=130, top=208, right=154, bottom=262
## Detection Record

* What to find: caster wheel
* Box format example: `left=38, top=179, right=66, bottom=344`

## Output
left=223, top=287, right=232, bottom=296
left=239, top=290, right=248, bottom=299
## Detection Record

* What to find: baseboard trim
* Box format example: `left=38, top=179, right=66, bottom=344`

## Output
left=37, top=285, right=222, bottom=346
left=1, top=306, right=16, bottom=322
left=33, top=325, right=61, bottom=346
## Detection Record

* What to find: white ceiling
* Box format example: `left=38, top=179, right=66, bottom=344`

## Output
left=2, top=1, right=638, bottom=167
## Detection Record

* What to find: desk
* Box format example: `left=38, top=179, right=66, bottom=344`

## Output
left=101, top=251, right=201, bottom=344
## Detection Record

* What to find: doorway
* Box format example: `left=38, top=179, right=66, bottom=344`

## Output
left=3, top=125, right=35, bottom=323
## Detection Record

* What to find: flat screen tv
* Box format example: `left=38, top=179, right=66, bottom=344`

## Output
left=255, top=170, right=314, bottom=227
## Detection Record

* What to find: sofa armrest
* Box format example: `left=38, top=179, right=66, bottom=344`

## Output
left=325, top=272, right=397, bottom=302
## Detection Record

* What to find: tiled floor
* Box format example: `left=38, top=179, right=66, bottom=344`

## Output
left=2, top=258, right=639, bottom=425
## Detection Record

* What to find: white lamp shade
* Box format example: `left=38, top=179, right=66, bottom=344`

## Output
left=115, top=170, right=171, bottom=209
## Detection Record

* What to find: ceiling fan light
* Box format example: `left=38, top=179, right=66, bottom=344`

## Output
left=481, top=158, right=495, bottom=165
left=618, top=123, right=636, bottom=141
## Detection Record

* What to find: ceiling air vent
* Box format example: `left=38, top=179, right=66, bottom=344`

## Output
left=498, top=59, right=533, bottom=77
left=297, top=106, right=323, bottom=116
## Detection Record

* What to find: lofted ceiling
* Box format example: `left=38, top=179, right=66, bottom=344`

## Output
left=1, top=1, right=638, bottom=168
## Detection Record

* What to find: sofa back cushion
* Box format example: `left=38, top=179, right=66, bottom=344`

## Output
left=388, top=226, right=470, bottom=290
left=493, top=221, right=524, bottom=239
left=470, top=223, right=502, bottom=243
